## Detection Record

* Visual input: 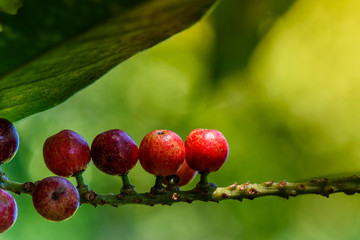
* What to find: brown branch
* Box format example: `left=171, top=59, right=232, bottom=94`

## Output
left=2, top=171, right=360, bottom=207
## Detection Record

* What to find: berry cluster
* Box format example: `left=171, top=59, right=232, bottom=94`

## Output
left=0, top=118, right=229, bottom=232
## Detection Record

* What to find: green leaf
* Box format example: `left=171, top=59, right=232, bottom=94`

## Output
left=0, top=0, right=217, bottom=122
left=210, top=0, right=294, bottom=82
left=0, top=0, right=23, bottom=14
left=0, top=0, right=23, bottom=32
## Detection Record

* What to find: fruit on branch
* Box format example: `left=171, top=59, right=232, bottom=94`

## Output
left=185, top=129, right=228, bottom=173
left=91, top=129, right=139, bottom=175
left=43, top=130, right=91, bottom=177
left=32, top=176, right=80, bottom=222
left=163, top=160, right=197, bottom=187
left=139, top=130, right=185, bottom=176
left=0, top=189, right=17, bottom=233
left=0, top=118, right=19, bottom=164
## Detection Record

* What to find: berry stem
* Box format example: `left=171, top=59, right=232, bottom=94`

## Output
left=150, top=175, right=166, bottom=194
left=199, top=172, right=209, bottom=185
left=154, top=176, right=165, bottom=190
left=74, top=173, right=89, bottom=193
left=120, top=173, right=136, bottom=195
left=165, top=175, right=180, bottom=192
left=196, top=171, right=217, bottom=191
left=0, top=168, right=34, bottom=195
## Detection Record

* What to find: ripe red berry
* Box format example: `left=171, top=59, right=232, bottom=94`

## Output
left=0, top=118, right=19, bottom=164
left=32, top=176, right=80, bottom=222
left=91, top=129, right=139, bottom=175
left=185, top=129, right=229, bottom=173
left=43, top=130, right=91, bottom=177
left=0, top=189, right=17, bottom=233
left=139, top=130, right=185, bottom=176
left=163, top=160, right=197, bottom=187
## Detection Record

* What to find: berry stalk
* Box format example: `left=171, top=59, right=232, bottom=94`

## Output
left=120, top=173, right=136, bottom=195
left=0, top=169, right=34, bottom=196
left=74, top=173, right=89, bottom=193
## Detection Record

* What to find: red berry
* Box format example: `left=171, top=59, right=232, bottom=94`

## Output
left=32, top=176, right=80, bottom=222
left=91, top=129, right=139, bottom=175
left=139, top=130, right=185, bottom=176
left=185, top=129, right=229, bottom=172
left=43, top=130, right=91, bottom=177
left=163, top=160, right=197, bottom=187
left=0, top=118, right=19, bottom=164
left=0, top=189, right=17, bottom=233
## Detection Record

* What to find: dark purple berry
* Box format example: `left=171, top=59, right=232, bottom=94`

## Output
left=0, top=118, right=19, bottom=164
left=91, top=129, right=139, bottom=175
left=0, top=189, right=17, bottom=233
left=32, top=176, right=80, bottom=222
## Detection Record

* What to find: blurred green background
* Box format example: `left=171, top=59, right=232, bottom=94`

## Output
left=4, top=0, right=360, bottom=239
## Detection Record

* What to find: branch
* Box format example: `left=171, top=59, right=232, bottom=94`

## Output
left=80, top=175, right=360, bottom=207
left=2, top=170, right=360, bottom=207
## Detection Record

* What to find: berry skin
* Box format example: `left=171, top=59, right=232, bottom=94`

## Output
left=32, top=176, right=80, bottom=222
left=0, top=118, right=19, bottom=164
left=0, top=189, right=17, bottom=233
left=139, top=130, right=185, bottom=176
left=163, top=160, right=197, bottom=187
left=43, top=130, right=91, bottom=177
left=91, top=129, right=139, bottom=175
left=185, top=129, right=229, bottom=173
